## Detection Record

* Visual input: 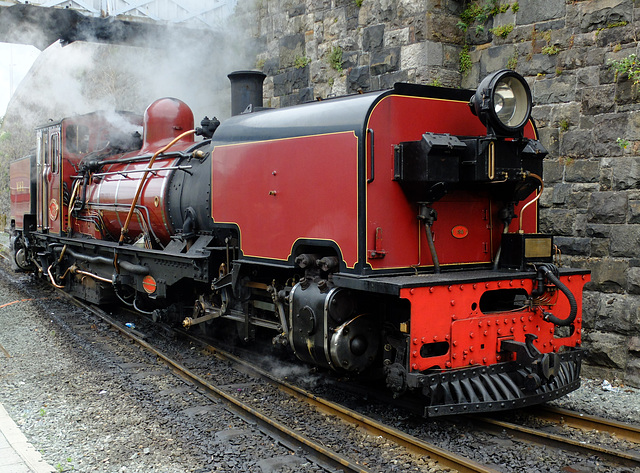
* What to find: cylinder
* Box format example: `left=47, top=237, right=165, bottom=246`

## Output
left=228, top=71, right=266, bottom=116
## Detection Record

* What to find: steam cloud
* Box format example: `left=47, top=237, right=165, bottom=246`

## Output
left=3, top=4, right=258, bottom=131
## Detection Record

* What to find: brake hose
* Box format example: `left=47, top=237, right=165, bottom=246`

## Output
left=537, top=264, right=577, bottom=327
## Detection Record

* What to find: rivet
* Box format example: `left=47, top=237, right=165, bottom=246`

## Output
left=459, top=285, right=464, bottom=291
left=412, top=363, right=417, bottom=369
left=510, top=327, right=514, bottom=333
left=412, top=351, right=418, bottom=357
left=448, top=285, right=453, bottom=292
left=509, top=280, right=514, bottom=286
left=445, top=362, right=452, bottom=368
left=433, top=335, right=438, bottom=341
left=445, top=334, right=450, bottom=340
left=484, top=330, right=488, bottom=336
left=497, top=281, right=501, bottom=287
left=453, top=341, right=458, bottom=347
left=483, top=357, right=487, bottom=363
left=478, top=320, right=483, bottom=327
left=429, top=287, right=435, bottom=293
left=410, top=288, right=415, bottom=295
left=473, top=283, right=477, bottom=290
left=413, top=338, right=418, bottom=345
left=451, top=300, right=456, bottom=306
left=452, top=354, right=457, bottom=359
left=469, top=332, right=474, bottom=338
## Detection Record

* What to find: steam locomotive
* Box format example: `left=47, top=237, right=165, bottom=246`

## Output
left=9, top=69, right=589, bottom=416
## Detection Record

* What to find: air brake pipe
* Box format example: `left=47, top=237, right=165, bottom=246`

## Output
left=118, top=129, right=196, bottom=245
left=538, top=265, right=578, bottom=327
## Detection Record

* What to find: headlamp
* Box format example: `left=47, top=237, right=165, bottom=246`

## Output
left=470, top=69, right=532, bottom=136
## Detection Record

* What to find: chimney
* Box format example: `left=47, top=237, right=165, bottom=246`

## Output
left=228, top=71, right=266, bottom=116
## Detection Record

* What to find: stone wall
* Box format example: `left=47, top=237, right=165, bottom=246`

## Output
left=236, top=0, right=640, bottom=386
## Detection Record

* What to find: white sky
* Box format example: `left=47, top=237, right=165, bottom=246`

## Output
left=0, top=42, right=40, bottom=118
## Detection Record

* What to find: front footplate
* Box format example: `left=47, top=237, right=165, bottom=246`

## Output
left=416, top=348, right=584, bottom=417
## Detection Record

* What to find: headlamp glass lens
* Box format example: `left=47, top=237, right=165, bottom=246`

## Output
left=494, top=81, right=516, bottom=124
left=492, top=75, right=529, bottom=129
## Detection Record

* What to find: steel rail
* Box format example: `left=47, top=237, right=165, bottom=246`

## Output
left=187, top=334, right=500, bottom=473
left=474, top=416, right=640, bottom=469
left=532, top=405, right=640, bottom=444
left=65, top=297, right=373, bottom=473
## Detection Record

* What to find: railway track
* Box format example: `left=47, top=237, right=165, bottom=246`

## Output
left=472, top=410, right=640, bottom=469
left=14, top=272, right=638, bottom=473
left=65, top=293, right=499, bottom=473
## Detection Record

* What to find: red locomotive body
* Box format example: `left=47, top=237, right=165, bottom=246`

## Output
left=10, top=70, right=589, bottom=416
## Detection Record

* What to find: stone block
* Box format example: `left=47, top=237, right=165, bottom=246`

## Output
left=587, top=192, right=628, bottom=224
left=558, top=129, right=594, bottom=158
left=554, top=236, right=591, bottom=255
left=347, top=65, right=370, bottom=93
left=581, top=290, right=600, bottom=330
left=384, top=27, right=410, bottom=48
left=580, top=0, right=632, bottom=32
left=543, top=159, right=564, bottom=184
left=593, top=293, right=640, bottom=334
left=279, top=33, right=306, bottom=68
left=625, top=356, right=640, bottom=388
left=629, top=201, right=640, bottom=224
left=564, top=159, right=600, bottom=183
left=581, top=85, right=616, bottom=115
left=370, top=47, right=400, bottom=75
left=517, top=0, right=566, bottom=24
left=585, top=258, right=629, bottom=293
left=551, top=183, right=572, bottom=205
left=609, top=158, right=640, bottom=191
left=400, top=41, right=443, bottom=70
left=586, top=224, right=612, bottom=238
left=583, top=331, right=629, bottom=369
left=591, top=238, right=610, bottom=257
left=362, top=24, right=385, bottom=51
left=533, top=74, right=578, bottom=104
left=539, top=208, right=576, bottom=236
left=628, top=267, right=640, bottom=294
left=610, top=225, right=640, bottom=257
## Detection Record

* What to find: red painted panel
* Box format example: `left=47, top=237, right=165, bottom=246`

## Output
left=400, top=272, right=589, bottom=372
left=10, top=158, right=31, bottom=229
left=212, top=132, right=359, bottom=267
left=365, top=94, right=539, bottom=271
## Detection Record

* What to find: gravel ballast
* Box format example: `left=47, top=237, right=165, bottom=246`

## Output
left=0, top=249, right=638, bottom=472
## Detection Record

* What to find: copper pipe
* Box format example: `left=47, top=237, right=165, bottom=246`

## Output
left=74, top=269, right=113, bottom=284
left=518, top=173, right=544, bottom=233
left=118, top=129, right=196, bottom=245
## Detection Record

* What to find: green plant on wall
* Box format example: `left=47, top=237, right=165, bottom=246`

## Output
left=610, top=53, right=640, bottom=84
left=460, top=44, right=472, bottom=75
left=294, top=56, right=311, bottom=69
left=457, top=1, right=519, bottom=75
left=541, top=45, right=559, bottom=55
left=329, top=46, right=344, bottom=72
left=490, top=23, right=514, bottom=38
